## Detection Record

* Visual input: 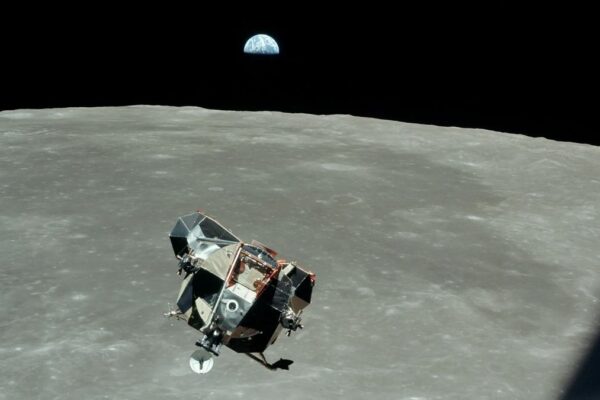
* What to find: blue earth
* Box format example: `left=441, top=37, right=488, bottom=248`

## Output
left=243, top=34, right=279, bottom=55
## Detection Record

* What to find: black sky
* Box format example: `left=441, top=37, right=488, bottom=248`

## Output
left=2, top=4, right=598, bottom=145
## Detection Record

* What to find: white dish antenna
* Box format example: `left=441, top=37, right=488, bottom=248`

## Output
left=189, top=349, right=214, bottom=374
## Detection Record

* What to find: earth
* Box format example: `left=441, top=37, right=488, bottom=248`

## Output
left=244, top=34, right=280, bottom=55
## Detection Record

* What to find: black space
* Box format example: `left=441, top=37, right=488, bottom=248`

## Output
left=2, top=5, right=598, bottom=145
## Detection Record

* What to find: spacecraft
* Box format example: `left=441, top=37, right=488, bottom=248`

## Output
left=165, top=211, right=315, bottom=373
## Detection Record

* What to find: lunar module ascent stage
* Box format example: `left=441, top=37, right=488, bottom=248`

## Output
left=166, top=211, right=316, bottom=373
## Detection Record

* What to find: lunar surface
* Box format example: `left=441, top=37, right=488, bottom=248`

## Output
left=1, top=106, right=599, bottom=400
